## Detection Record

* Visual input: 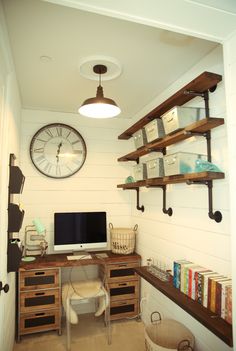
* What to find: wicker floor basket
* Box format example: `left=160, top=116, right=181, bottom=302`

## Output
left=145, top=312, right=194, bottom=351
left=109, top=223, right=138, bottom=254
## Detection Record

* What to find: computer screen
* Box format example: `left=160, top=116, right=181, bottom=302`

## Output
left=54, top=211, right=107, bottom=252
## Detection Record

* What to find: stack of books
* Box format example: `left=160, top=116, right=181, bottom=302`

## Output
left=173, top=260, right=232, bottom=324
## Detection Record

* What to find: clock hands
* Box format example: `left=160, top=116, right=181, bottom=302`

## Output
left=56, top=141, right=62, bottom=163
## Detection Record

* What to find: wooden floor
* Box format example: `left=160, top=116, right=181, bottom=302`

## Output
left=14, top=314, right=145, bottom=351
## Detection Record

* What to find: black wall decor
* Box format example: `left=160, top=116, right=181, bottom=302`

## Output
left=7, top=154, right=25, bottom=272
left=9, top=166, right=25, bottom=194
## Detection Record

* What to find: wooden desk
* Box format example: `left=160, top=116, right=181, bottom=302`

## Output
left=18, top=251, right=141, bottom=339
left=19, top=251, right=140, bottom=270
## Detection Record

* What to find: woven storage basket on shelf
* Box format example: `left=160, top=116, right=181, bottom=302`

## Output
left=109, top=223, right=138, bottom=254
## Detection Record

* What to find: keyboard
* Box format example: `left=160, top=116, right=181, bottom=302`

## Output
left=67, top=254, right=92, bottom=260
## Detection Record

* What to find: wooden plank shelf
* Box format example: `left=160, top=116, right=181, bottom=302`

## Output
left=118, top=72, right=222, bottom=140
left=147, top=171, right=225, bottom=185
left=117, top=180, right=147, bottom=189
left=117, top=172, right=225, bottom=189
left=135, top=266, right=233, bottom=347
left=118, top=117, right=224, bottom=162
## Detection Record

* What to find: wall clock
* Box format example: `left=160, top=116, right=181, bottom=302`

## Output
left=30, top=123, right=87, bottom=178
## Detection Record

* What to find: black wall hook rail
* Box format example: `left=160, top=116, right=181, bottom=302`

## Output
left=186, top=179, right=222, bottom=223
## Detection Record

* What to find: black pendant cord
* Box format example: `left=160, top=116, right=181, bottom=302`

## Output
left=93, top=64, right=107, bottom=89
left=98, top=68, right=101, bottom=87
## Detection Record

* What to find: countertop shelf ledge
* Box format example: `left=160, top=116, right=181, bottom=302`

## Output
left=135, top=266, right=232, bottom=347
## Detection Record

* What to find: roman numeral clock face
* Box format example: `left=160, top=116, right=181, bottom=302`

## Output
left=30, top=123, right=87, bottom=178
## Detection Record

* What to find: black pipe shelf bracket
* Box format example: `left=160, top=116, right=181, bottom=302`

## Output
left=121, top=187, right=144, bottom=212
left=186, top=179, right=222, bottom=223
left=128, top=188, right=144, bottom=212
left=183, top=86, right=222, bottom=222
left=132, top=158, right=144, bottom=212
left=147, top=184, right=173, bottom=216
left=162, top=185, right=173, bottom=216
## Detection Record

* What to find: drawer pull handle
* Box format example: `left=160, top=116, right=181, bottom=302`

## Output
left=119, top=302, right=128, bottom=305
left=35, top=272, right=45, bottom=276
left=117, top=264, right=127, bottom=267
left=35, top=292, right=45, bottom=296
left=118, top=283, right=128, bottom=286
left=35, top=313, right=45, bottom=316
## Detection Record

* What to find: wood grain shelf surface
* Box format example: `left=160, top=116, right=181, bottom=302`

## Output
left=135, top=266, right=233, bottom=347
left=118, top=118, right=224, bottom=162
left=118, top=72, right=222, bottom=140
left=117, top=180, right=147, bottom=189
left=19, top=251, right=141, bottom=270
left=117, top=172, right=225, bottom=189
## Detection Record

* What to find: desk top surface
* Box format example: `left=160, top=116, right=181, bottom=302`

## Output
left=19, top=251, right=141, bottom=270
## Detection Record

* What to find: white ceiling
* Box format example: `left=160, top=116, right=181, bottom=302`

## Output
left=2, top=0, right=223, bottom=118
left=185, top=0, right=236, bottom=14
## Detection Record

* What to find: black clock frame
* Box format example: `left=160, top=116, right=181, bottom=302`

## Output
left=29, top=123, right=87, bottom=179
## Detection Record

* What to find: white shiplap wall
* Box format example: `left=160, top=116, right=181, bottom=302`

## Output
left=127, top=46, right=232, bottom=351
left=0, top=3, right=22, bottom=351
left=223, top=30, right=236, bottom=350
left=20, top=111, right=133, bottom=252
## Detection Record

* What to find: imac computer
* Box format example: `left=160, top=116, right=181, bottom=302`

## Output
left=54, top=211, right=107, bottom=253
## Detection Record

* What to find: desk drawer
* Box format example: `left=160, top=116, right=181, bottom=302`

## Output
left=106, top=262, right=139, bottom=283
left=19, top=310, right=60, bottom=335
left=109, top=281, right=139, bottom=302
left=20, top=289, right=60, bottom=312
left=110, top=299, right=139, bottom=320
left=20, top=269, right=59, bottom=291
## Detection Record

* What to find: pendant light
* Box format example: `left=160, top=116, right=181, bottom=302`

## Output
left=78, top=64, right=121, bottom=118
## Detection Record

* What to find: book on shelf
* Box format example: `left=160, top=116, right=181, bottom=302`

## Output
left=183, top=263, right=197, bottom=294
left=215, top=279, right=231, bottom=316
left=195, top=270, right=213, bottom=304
left=202, top=272, right=220, bottom=308
left=207, top=276, right=227, bottom=313
left=225, top=285, right=232, bottom=324
left=173, top=260, right=192, bottom=289
left=220, top=280, right=232, bottom=320
left=188, top=266, right=205, bottom=299
left=180, top=262, right=194, bottom=293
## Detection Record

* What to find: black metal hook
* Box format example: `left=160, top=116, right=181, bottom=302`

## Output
left=0, top=282, right=9, bottom=293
